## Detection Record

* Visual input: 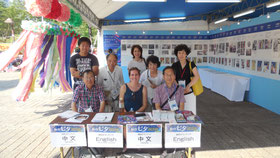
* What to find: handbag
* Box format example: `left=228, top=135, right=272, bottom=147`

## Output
left=189, top=62, right=203, bottom=96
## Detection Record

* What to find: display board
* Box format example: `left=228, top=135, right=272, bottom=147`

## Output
left=103, top=20, right=280, bottom=81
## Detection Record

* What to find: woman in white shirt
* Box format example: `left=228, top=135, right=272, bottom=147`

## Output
left=139, top=55, right=164, bottom=111
left=127, top=45, right=146, bottom=74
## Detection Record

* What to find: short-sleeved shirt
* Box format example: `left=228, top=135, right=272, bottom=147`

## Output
left=128, top=59, right=146, bottom=74
left=171, top=60, right=196, bottom=87
left=139, top=70, right=164, bottom=99
left=153, top=83, right=185, bottom=110
left=72, top=84, right=104, bottom=112
left=97, top=66, right=124, bottom=99
left=70, top=53, right=99, bottom=86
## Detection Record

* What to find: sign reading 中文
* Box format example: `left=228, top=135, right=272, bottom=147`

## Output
left=87, top=124, right=123, bottom=148
left=165, top=123, right=201, bottom=148
left=49, top=124, right=87, bottom=147
left=126, top=124, right=162, bottom=148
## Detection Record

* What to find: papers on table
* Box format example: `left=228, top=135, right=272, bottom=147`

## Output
left=58, top=110, right=79, bottom=119
left=135, top=112, right=153, bottom=121
left=91, top=113, right=114, bottom=123
left=65, top=114, right=89, bottom=123
left=152, top=110, right=176, bottom=123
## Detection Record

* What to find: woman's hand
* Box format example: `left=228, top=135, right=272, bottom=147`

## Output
left=184, top=85, right=192, bottom=93
left=150, top=83, right=157, bottom=89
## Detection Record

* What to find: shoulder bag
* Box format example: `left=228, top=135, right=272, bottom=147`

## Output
left=189, top=62, right=203, bottom=96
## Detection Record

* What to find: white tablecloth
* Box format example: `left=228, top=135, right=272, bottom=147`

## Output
left=198, top=68, right=250, bottom=101
left=198, top=68, right=226, bottom=89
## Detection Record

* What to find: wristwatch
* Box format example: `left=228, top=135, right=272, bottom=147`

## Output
left=79, top=71, right=83, bottom=77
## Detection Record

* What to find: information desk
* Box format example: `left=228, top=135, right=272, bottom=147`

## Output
left=198, top=68, right=250, bottom=101
left=49, top=112, right=201, bottom=158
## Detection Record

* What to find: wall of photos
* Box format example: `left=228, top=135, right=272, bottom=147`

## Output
left=103, top=15, right=280, bottom=114
left=118, top=28, right=280, bottom=81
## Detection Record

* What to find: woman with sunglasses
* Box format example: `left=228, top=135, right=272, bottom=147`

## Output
left=119, top=67, right=147, bottom=112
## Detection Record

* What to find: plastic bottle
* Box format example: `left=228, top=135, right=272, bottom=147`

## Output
left=119, top=98, right=125, bottom=113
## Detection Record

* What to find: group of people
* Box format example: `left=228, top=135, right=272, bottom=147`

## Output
left=70, top=37, right=201, bottom=115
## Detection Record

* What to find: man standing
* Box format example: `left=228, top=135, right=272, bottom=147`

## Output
left=97, top=53, right=124, bottom=112
left=71, top=70, right=105, bottom=112
left=70, top=37, right=99, bottom=90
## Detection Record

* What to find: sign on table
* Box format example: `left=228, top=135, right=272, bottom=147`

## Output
left=126, top=124, right=162, bottom=148
left=50, top=124, right=87, bottom=147
left=87, top=124, right=123, bottom=148
left=165, top=123, right=201, bottom=148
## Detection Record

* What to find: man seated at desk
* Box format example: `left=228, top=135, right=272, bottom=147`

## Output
left=97, top=53, right=124, bottom=112
left=153, top=66, right=185, bottom=111
left=71, top=70, right=105, bottom=112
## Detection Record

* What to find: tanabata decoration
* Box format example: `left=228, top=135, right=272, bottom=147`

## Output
left=25, top=0, right=52, bottom=17
left=0, top=20, right=80, bottom=101
left=45, top=0, right=61, bottom=19
left=25, top=0, right=82, bottom=25
left=67, top=9, right=82, bottom=27
left=56, top=3, right=71, bottom=22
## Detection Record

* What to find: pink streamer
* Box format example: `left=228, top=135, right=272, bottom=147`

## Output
left=57, top=35, right=72, bottom=92
left=12, top=32, right=44, bottom=101
left=0, top=30, right=31, bottom=71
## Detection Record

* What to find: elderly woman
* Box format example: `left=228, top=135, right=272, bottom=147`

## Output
left=127, top=45, right=146, bottom=74
left=139, top=55, right=164, bottom=111
left=119, top=67, right=147, bottom=112
left=171, top=44, right=201, bottom=114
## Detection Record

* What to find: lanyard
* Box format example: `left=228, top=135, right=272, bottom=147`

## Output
left=180, top=66, right=187, bottom=79
left=107, top=70, right=115, bottom=84
left=84, top=85, right=91, bottom=106
left=164, top=83, right=176, bottom=100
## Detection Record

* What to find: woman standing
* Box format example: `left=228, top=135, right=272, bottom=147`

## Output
left=171, top=44, right=201, bottom=114
left=127, top=45, right=146, bottom=74
left=139, top=55, right=164, bottom=111
left=119, top=67, right=147, bottom=112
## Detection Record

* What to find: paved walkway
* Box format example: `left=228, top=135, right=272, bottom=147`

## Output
left=0, top=72, right=72, bottom=158
left=0, top=71, right=279, bottom=158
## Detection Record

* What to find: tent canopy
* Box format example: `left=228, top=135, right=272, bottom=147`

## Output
left=72, top=0, right=280, bottom=28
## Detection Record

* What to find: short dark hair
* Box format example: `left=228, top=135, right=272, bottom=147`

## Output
left=174, top=44, right=191, bottom=57
left=78, top=37, right=91, bottom=46
left=82, top=70, right=95, bottom=77
left=146, top=55, right=161, bottom=68
left=128, top=67, right=140, bottom=76
left=131, top=45, right=143, bottom=59
left=163, top=66, right=175, bottom=75
left=108, top=48, right=113, bottom=53
left=106, top=53, right=118, bottom=61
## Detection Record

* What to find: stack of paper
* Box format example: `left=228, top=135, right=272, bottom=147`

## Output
left=91, top=113, right=114, bottom=123
left=58, top=110, right=79, bottom=118
left=65, top=114, right=89, bottom=123
left=152, top=110, right=176, bottom=123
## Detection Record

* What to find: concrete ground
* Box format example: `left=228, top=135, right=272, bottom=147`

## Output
left=0, top=71, right=279, bottom=158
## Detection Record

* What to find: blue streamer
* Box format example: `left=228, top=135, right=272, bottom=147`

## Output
left=65, top=36, right=73, bottom=88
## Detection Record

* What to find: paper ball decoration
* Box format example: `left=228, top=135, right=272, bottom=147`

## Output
left=56, top=3, right=70, bottom=22
left=45, top=0, right=62, bottom=19
left=25, top=0, right=52, bottom=17
left=73, top=13, right=82, bottom=27
left=67, top=9, right=82, bottom=27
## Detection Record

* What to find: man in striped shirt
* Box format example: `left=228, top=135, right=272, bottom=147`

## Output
left=71, top=70, right=105, bottom=112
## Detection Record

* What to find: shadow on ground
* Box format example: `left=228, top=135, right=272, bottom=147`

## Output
left=0, top=79, right=19, bottom=91
left=34, top=95, right=72, bottom=117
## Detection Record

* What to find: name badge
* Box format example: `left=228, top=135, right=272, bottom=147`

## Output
left=178, top=80, right=185, bottom=88
left=168, top=99, right=178, bottom=111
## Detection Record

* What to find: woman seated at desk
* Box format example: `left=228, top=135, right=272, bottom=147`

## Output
left=119, top=67, right=147, bottom=112
left=153, top=66, right=185, bottom=111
